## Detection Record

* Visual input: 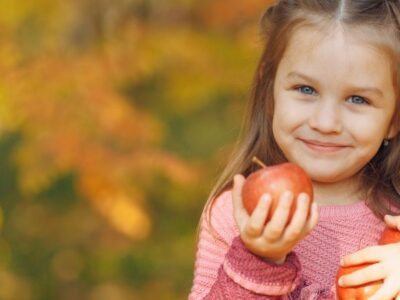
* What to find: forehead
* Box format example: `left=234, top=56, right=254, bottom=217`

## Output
left=277, top=24, right=394, bottom=90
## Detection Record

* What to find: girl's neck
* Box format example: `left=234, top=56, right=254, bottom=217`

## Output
left=312, top=177, right=364, bottom=206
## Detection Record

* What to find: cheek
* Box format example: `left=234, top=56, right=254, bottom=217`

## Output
left=273, top=97, right=310, bottom=133
left=355, top=133, right=382, bottom=156
left=272, top=101, right=289, bottom=139
left=347, top=112, right=395, bottom=167
left=272, top=106, right=305, bottom=153
left=272, top=107, right=288, bottom=149
left=345, top=115, right=388, bottom=152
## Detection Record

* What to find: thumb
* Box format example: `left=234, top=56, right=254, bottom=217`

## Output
left=384, top=214, right=400, bottom=230
left=232, top=174, right=247, bottom=228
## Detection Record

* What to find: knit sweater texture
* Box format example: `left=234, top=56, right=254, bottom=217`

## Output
left=189, top=190, right=385, bottom=299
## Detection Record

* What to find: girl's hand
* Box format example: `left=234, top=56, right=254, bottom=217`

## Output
left=384, top=214, right=400, bottom=231
left=338, top=216, right=400, bottom=300
left=232, top=174, right=319, bottom=264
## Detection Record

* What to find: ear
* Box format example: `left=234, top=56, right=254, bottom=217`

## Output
left=387, top=122, right=399, bottom=139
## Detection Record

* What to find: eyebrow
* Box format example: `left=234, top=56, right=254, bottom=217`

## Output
left=287, top=71, right=384, bottom=97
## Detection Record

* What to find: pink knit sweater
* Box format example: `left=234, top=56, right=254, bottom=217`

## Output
left=189, top=191, right=385, bottom=299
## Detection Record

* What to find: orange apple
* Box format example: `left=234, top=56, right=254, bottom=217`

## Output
left=336, top=263, right=382, bottom=300
left=378, top=226, right=400, bottom=244
left=336, top=226, right=400, bottom=299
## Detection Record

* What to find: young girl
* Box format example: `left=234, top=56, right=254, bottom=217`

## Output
left=190, top=0, right=400, bottom=299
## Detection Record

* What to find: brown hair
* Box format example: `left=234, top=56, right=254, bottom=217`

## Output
left=203, top=0, right=400, bottom=234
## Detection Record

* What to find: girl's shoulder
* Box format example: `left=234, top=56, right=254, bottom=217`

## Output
left=208, top=189, right=236, bottom=227
left=200, top=190, right=239, bottom=244
left=213, top=190, right=234, bottom=214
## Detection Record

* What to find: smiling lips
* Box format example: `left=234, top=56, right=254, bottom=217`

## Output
left=299, top=139, right=350, bottom=153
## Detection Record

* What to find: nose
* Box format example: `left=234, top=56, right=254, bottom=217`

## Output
left=308, top=99, right=342, bottom=134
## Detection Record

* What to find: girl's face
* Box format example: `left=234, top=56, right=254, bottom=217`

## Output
left=272, top=25, right=397, bottom=184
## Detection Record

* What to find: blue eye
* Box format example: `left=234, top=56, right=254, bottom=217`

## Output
left=348, top=95, right=368, bottom=105
left=298, top=85, right=315, bottom=95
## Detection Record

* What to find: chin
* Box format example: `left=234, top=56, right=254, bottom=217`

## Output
left=310, top=176, right=344, bottom=184
left=301, top=166, right=347, bottom=184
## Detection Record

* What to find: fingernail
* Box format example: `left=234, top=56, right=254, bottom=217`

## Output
left=283, top=191, right=292, bottom=202
left=338, top=278, right=344, bottom=287
left=299, top=193, right=308, bottom=203
left=261, top=194, right=271, bottom=204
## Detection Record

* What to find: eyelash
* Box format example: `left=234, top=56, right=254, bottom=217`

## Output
left=295, top=85, right=370, bottom=105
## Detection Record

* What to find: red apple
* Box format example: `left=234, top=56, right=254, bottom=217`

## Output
left=336, top=264, right=382, bottom=300
left=241, top=157, right=313, bottom=222
left=378, top=226, right=400, bottom=245
left=336, top=226, right=400, bottom=299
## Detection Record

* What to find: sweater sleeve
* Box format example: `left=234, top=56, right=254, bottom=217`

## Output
left=189, top=191, right=239, bottom=299
left=189, top=191, right=303, bottom=299
left=204, top=236, right=301, bottom=299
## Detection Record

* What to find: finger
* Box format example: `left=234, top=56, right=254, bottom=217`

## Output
left=339, top=262, right=385, bottom=287
left=302, top=202, right=319, bottom=236
left=232, top=174, right=247, bottom=229
left=263, top=191, right=293, bottom=241
left=341, top=245, right=384, bottom=267
left=283, top=193, right=310, bottom=241
left=384, top=215, right=400, bottom=231
left=396, top=292, right=400, bottom=300
left=368, top=275, right=400, bottom=300
left=245, top=194, right=272, bottom=237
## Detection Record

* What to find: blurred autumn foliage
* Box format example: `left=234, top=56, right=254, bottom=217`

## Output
left=0, top=0, right=272, bottom=299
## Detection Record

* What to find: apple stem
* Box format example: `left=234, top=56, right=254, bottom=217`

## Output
left=252, top=156, right=267, bottom=169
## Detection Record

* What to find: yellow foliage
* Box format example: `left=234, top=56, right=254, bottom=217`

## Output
left=51, top=249, right=84, bottom=282
left=5, top=42, right=197, bottom=238
left=0, top=0, right=263, bottom=241
left=0, top=270, right=32, bottom=300
left=79, top=172, right=151, bottom=240
left=198, top=0, right=274, bottom=28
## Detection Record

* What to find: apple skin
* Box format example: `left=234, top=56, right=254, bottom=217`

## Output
left=378, top=226, right=400, bottom=244
left=336, top=226, right=400, bottom=299
left=241, top=163, right=313, bottom=221
left=336, top=264, right=382, bottom=300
